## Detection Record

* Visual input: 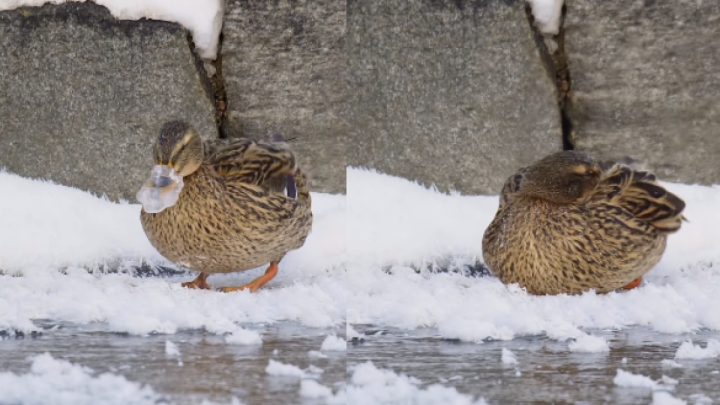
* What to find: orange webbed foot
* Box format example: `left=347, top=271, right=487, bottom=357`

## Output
left=217, top=263, right=279, bottom=293
left=621, top=277, right=643, bottom=290
left=181, top=272, right=210, bottom=289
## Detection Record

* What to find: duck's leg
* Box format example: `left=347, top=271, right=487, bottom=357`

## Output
left=218, top=262, right=279, bottom=293
left=181, top=272, right=210, bottom=289
left=621, top=277, right=643, bottom=290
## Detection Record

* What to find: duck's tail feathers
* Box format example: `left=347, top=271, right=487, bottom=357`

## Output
left=599, top=165, right=686, bottom=234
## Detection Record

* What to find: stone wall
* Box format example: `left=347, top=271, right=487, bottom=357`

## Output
left=347, top=0, right=563, bottom=195
left=0, top=3, right=217, bottom=202
left=0, top=0, right=718, bottom=201
left=564, top=0, right=720, bottom=185
left=222, top=0, right=347, bottom=194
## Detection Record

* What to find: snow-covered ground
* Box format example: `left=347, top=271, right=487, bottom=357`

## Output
left=2, top=165, right=720, bottom=404
left=0, top=170, right=346, bottom=336
left=347, top=167, right=720, bottom=344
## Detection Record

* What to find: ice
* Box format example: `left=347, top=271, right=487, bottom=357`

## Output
left=347, top=168, right=720, bottom=345
left=347, top=361, right=489, bottom=405
left=265, top=360, right=305, bottom=378
left=0, top=353, right=167, bottom=405
left=527, top=0, right=564, bottom=35
left=501, top=348, right=518, bottom=365
left=613, top=369, right=658, bottom=389
left=135, top=165, right=184, bottom=214
left=0, top=171, right=345, bottom=335
left=320, top=334, right=347, bottom=352
left=652, top=391, right=688, bottom=405
left=0, top=0, right=224, bottom=59
left=568, top=334, right=610, bottom=353
left=674, top=340, right=720, bottom=360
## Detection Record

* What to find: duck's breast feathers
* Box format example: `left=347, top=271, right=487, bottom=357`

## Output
left=594, top=164, right=686, bottom=233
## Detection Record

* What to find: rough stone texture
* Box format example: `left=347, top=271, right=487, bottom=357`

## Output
left=0, top=2, right=217, bottom=202
left=223, top=0, right=346, bottom=194
left=347, top=0, right=562, bottom=195
left=565, top=0, right=720, bottom=185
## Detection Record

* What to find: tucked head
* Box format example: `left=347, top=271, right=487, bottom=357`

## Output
left=517, top=151, right=602, bottom=204
left=153, top=120, right=204, bottom=178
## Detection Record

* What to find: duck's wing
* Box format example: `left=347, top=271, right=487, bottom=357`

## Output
left=204, top=136, right=297, bottom=196
left=593, top=163, right=686, bottom=233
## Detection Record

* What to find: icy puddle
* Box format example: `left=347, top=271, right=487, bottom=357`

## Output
left=348, top=325, right=720, bottom=405
left=0, top=321, right=346, bottom=405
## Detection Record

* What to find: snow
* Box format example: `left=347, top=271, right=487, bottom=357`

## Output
left=320, top=334, right=347, bottom=352
left=613, top=369, right=658, bottom=389
left=501, top=348, right=518, bottom=365
left=347, top=362, right=489, bottom=405
left=309, top=350, right=328, bottom=359
left=165, top=340, right=180, bottom=357
left=0, top=353, right=166, bottom=405
left=652, top=391, right=687, bottom=405
left=299, top=380, right=346, bottom=405
left=265, top=360, right=305, bottom=378
left=347, top=324, right=364, bottom=340
left=568, top=334, right=610, bottom=353
left=527, top=0, right=564, bottom=35
left=224, top=328, right=262, bottom=345
left=674, top=340, right=720, bottom=360
left=347, top=167, right=720, bottom=344
left=0, top=0, right=224, bottom=60
left=0, top=171, right=346, bottom=335
left=661, top=359, right=683, bottom=368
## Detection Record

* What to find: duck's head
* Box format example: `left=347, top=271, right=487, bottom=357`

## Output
left=137, top=121, right=204, bottom=213
left=517, top=151, right=602, bottom=204
left=153, top=120, right=204, bottom=178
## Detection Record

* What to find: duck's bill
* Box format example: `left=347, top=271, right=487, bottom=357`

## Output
left=136, top=165, right=184, bottom=213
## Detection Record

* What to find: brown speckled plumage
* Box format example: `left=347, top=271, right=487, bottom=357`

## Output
left=140, top=121, right=312, bottom=279
left=482, top=151, right=686, bottom=295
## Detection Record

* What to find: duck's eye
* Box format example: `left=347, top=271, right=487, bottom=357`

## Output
left=584, top=170, right=597, bottom=177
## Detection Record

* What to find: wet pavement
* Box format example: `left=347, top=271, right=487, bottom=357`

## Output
left=348, top=325, right=720, bottom=405
left=0, top=321, right=346, bottom=405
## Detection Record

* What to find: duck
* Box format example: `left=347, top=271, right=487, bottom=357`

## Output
left=481, top=150, right=686, bottom=295
left=137, top=120, right=313, bottom=292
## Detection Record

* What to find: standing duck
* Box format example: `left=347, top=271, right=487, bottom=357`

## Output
left=482, top=150, right=686, bottom=295
left=137, top=121, right=312, bottom=292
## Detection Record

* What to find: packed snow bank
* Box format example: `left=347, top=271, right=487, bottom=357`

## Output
left=0, top=171, right=346, bottom=333
left=347, top=167, right=720, bottom=342
left=347, top=362, right=488, bottom=405
left=0, top=353, right=167, bottom=405
left=0, top=0, right=223, bottom=59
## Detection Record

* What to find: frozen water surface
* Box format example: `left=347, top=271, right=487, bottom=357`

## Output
left=348, top=325, right=720, bottom=405
left=0, top=321, right=346, bottom=405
